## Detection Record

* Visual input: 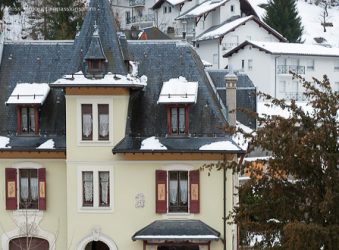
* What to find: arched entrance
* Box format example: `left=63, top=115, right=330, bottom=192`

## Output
left=85, top=241, right=109, bottom=250
left=9, top=237, right=49, bottom=250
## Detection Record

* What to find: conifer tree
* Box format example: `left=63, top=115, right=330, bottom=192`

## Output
left=263, top=0, right=304, bottom=43
left=0, top=0, right=22, bottom=20
left=28, top=0, right=85, bottom=40
left=233, top=74, right=339, bottom=249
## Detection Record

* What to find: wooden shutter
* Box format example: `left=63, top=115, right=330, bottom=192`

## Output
left=38, top=168, right=46, bottom=210
left=189, top=170, right=200, bottom=213
left=156, top=170, right=167, bottom=213
left=5, top=168, right=17, bottom=210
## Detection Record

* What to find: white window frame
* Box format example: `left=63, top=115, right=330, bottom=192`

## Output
left=248, top=59, right=253, bottom=71
left=77, top=97, right=113, bottom=146
left=307, top=59, right=315, bottom=71
left=77, top=165, right=114, bottom=213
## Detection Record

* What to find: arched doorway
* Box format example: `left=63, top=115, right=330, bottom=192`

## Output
left=9, top=237, right=49, bottom=250
left=85, top=241, right=109, bottom=250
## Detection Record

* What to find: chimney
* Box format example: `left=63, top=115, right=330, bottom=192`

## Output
left=225, top=71, right=238, bottom=127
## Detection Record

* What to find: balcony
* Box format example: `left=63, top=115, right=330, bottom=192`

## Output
left=283, top=92, right=307, bottom=101
left=277, top=65, right=305, bottom=75
left=221, top=43, right=239, bottom=51
left=129, top=0, right=145, bottom=7
left=126, top=14, right=155, bottom=25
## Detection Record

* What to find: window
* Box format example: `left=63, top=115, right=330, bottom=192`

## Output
left=98, top=104, right=109, bottom=140
left=279, top=80, right=287, bottom=93
left=213, top=53, right=218, bottom=65
left=82, top=104, right=93, bottom=140
left=163, top=6, right=167, bottom=13
left=156, top=169, right=199, bottom=214
left=79, top=168, right=112, bottom=210
left=19, top=169, right=38, bottom=209
left=168, top=106, right=188, bottom=135
left=307, top=59, right=315, bottom=71
left=169, top=6, right=172, bottom=13
left=241, top=59, right=245, bottom=70
left=5, top=167, right=46, bottom=210
left=17, top=106, right=38, bottom=135
left=248, top=59, right=253, bottom=71
left=169, top=171, right=188, bottom=212
left=335, top=82, right=339, bottom=93
left=79, top=100, right=112, bottom=143
left=334, top=61, right=339, bottom=71
left=230, top=5, right=234, bottom=12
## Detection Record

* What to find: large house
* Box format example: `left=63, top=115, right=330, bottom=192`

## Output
left=0, top=0, right=256, bottom=249
left=224, top=41, right=339, bottom=100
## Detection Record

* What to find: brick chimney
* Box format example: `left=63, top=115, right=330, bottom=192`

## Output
left=225, top=71, right=238, bottom=127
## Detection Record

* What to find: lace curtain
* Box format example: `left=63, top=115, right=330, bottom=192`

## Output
left=29, top=108, right=35, bottom=132
left=99, top=114, right=109, bottom=138
left=171, top=108, right=178, bottom=133
left=20, top=177, right=29, bottom=200
left=82, top=114, right=92, bottom=137
left=31, top=177, right=38, bottom=201
left=21, top=109, right=28, bottom=132
left=169, top=180, right=178, bottom=205
left=83, top=172, right=93, bottom=203
left=99, top=172, right=109, bottom=205
left=180, top=179, right=188, bottom=204
left=179, top=108, right=185, bottom=133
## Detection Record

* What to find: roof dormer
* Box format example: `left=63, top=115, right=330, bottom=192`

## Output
left=84, top=23, right=107, bottom=78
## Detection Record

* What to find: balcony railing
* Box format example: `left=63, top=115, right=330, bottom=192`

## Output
left=126, top=14, right=155, bottom=25
left=277, top=65, right=305, bottom=75
left=284, top=92, right=307, bottom=101
left=221, top=42, right=239, bottom=50
left=129, top=0, right=145, bottom=7
left=175, top=27, right=195, bottom=37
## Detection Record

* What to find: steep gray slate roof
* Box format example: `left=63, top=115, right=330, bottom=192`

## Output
left=207, top=70, right=256, bottom=129
left=132, top=220, right=220, bottom=241
left=84, top=33, right=107, bottom=60
left=0, top=41, right=72, bottom=149
left=71, top=0, right=126, bottom=74
left=113, top=40, right=244, bottom=153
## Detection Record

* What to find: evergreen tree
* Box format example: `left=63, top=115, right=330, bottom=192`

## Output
left=0, top=0, right=22, bottom=20
left=263, top=0, right=304, bottom=43
left=28, top=0, right=85, bottom=40
left=233, top=74, right=339, bottom=249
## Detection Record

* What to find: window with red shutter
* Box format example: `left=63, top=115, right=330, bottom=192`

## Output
left=189, top=170, right=200, bottom=213
left=167, top=106, right=189, bottom=136
left=5, top=168, right=17, bottom=210
left=155, top=170, right=167, bottom=213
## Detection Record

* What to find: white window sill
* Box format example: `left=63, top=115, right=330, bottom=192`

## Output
left=162, top=212, right=194, bottom=219
left=78, top=207, right=113, bottom=214
left=78, top=140, right=113, bottom=147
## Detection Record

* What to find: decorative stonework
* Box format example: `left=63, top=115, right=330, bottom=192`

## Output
left=76, top=227, right=117, bottom=250
left=135, top=193, right=145, bottom=208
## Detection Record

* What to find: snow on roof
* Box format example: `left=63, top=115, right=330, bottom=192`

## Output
left=196, top=16, right=253, bottom=41
left=37, top=139, right=55, bottom=149
left=0, top=136, right=11, bottom=148
left=248, top=41, right=339, bottom=57
left=199, top=140, right=240, bottom=151
left=51, top=72, right=147, bottom=87
left=232, top=121, right=254, bottom=151
left=167, top=0, right=186, bottom=6
left=257, top=101, right=315, bottom=119
left=133, top=235, right=219, bottom=239
left=6, top=83, right=50, bottom=105
left=140, top=136, right=167, bottom=150
left=129, top=61, right=139, bottom=77
left=158, top=76, right=198, bottom=104
left=201, top=59, right=213, bottom=67
left=177, top=0, right=229, bottom=19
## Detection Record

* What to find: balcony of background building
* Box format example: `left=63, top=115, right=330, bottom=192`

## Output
left=283, top=92, right=307, bottom=101
left=277, top=65, right=305, bottom=75
left=129, top=0, right=145, bottom=7
left=126, top=14, right=155, bottom=26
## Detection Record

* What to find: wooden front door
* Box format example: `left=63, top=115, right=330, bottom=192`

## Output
left=9, top=237, right=49, bottom=250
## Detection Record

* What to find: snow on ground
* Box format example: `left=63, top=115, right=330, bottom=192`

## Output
left=140, top=136, right=167, bottom=150
left=37, top=139, right=55, bottom=149
left=0, top=136, right=11, bottom=148
left=249, top=0, right=339, bottom=47
left=199, top=140, right=240, bottom=151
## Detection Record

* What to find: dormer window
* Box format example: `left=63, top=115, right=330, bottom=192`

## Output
left=6, top=83, right=50, bottom=136
left=168, top=106, right=188, bottom=135
left=84, top=24, right=107, bottom=77
left=157, top=77, right=198, bottom=136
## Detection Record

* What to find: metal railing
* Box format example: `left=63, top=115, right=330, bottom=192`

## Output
left=175, top=27, right=195, bottom=37
left=277, top=65, right=305, bottom=74
left=284, top=92, right=307, bottom=101
left=129, top=0, right=145, bottom=7
left=221, top=42, right=239, bottom=50
left=126, top=14, right=155, bottom=24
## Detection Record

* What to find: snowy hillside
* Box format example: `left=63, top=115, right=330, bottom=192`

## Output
left=249, top=0, right=339, bottom=47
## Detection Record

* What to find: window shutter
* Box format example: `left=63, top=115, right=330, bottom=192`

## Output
left=156, top=170, right=167, bottom=213
left=189, top=170, right=200, bottom=213
left=5, top=168, right=17, bottom=210
left=38, top=168, right=46, bottom=210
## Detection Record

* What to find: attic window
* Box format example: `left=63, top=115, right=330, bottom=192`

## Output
left=167, top=106, right=188, bottom=135
left=17, top=106, right=39, bottom=135
left=87, top=59, right=105, bottom=75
